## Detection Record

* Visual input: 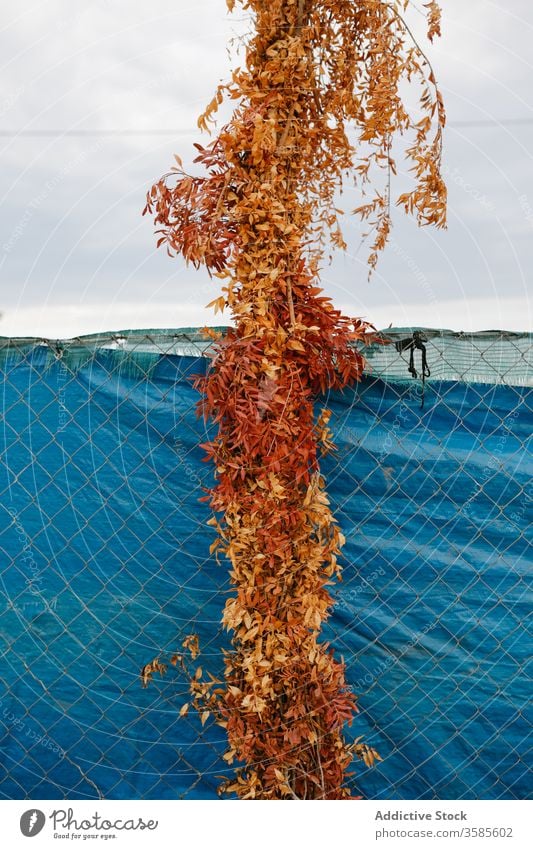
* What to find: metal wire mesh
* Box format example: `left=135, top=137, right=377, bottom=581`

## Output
left=0, top=328, right=531, bottom=800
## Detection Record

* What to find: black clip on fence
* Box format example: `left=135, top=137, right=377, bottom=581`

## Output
left=394, top=331, right=431, bottom=409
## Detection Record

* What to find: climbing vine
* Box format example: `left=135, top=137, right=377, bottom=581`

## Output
left=143, top=0, right=446, bottom=799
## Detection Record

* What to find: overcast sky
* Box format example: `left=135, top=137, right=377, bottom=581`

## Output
left=0, top=0, right=531, bottom=337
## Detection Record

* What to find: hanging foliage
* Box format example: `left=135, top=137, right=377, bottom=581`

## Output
left=143, top=0, right=446, bottom=799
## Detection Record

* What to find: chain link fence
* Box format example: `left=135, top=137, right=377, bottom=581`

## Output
left=0, top=328, right=531, bottom=799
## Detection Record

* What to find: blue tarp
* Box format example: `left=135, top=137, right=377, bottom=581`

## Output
left=0, top=345, right=530, bottom=799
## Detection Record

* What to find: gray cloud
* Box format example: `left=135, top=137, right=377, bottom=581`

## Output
left=0, top=0, right=531, bottom=336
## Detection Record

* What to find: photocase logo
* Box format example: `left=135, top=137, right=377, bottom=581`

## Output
left=20, top=809, right=46, bottom=837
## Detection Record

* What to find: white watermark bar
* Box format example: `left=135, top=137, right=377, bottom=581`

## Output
left=2, top=800, right=530, bottom=848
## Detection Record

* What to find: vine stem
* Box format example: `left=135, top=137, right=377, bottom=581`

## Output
left=287, top=277, right=296, bottom=328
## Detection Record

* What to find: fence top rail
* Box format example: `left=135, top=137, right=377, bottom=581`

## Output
left=0, top=326, right=531, bottom=386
